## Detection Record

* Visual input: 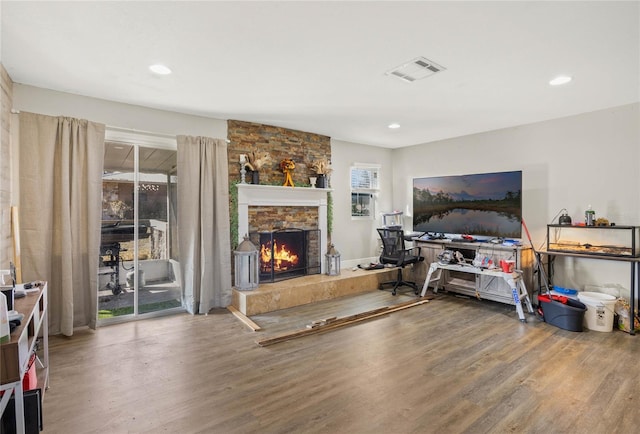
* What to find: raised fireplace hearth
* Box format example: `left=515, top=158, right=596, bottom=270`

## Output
left=232, top=267, right=399, bottom=315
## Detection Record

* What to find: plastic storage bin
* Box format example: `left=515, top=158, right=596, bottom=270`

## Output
left=539, top=295, right=587, bottom=332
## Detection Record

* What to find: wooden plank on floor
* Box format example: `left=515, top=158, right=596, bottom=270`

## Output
left=11, top=205, right=22, bottom=283
left=257, top=297, right=431, bottom=346
left=228, top=305, right=262, bottom=331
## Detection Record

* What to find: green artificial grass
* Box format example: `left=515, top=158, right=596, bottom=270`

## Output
left=98, top=299, right=182, bottom=318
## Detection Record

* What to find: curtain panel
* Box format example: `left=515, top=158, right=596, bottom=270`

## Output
left=177, top=135, right=232, bottom=314
left=18, top=112, right=105, bottom=336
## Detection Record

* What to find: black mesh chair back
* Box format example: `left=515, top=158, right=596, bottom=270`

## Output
left=377, top=228, right=423, bottom=295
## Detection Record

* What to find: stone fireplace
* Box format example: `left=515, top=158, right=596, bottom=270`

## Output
left=232, top=184, right=400, bottom=317
left=236, top=184, right=330, bottom=274
left=229, top=122, right=399, bottom=317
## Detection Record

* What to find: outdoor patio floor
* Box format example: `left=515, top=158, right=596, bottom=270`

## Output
left=98, top=279, right=181, bottom=313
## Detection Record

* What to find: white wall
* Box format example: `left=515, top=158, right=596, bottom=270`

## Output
left=12, top=84, right=227, bottom=138
left=392, top=103, right=640, bottom=295
left=330, top=139, right=393, bottom=266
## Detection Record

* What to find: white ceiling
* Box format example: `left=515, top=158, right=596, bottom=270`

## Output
left=2, top=1, right=638, bottom=149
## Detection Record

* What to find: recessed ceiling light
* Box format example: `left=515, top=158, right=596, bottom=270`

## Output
left=388, top=123, right=401, bottom=129
left=549, top=75, right=572, bottom=86
left=149, top=64, right=172, bottom=75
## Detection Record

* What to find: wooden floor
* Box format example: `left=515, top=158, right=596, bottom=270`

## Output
left=43, top=289, right=640, bottom=434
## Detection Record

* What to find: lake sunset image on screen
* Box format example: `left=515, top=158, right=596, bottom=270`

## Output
left=412, top=170, right=522, bottom=239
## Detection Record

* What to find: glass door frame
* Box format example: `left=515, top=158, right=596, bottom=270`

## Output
left=99, top=127, right=184, bottom=326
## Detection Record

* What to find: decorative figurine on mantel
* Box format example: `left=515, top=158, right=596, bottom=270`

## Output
left=280, top=158, right=296, bottom=187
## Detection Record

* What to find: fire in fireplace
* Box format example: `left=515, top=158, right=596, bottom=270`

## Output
left=260, top=240, right=299, bottom=272
left=250, top=228, right=321, bottom=282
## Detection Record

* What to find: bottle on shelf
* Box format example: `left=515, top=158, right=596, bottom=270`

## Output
left=585, top=205, right=596, bottom=226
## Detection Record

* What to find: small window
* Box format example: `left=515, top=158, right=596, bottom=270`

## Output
left=352, top=192, right=374, bottom=217
left=350, top=164, right=380, bottom=218
left=351, top=166, right=379, bottom=190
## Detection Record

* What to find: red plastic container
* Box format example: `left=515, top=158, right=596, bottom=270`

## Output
left=22, top=353, right=37, bottom=391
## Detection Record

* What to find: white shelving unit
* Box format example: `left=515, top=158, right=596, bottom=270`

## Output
left=0, top=283, right=49, bottom=433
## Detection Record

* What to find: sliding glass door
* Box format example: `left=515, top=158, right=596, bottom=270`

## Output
left=98, top=134, right=182, bottom=324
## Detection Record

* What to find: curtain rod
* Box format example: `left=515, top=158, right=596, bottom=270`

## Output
left=106, top=125, right=176, bottom=140
left=12, top=114, right=229, bottom=143
left=107, top=125, right=230, bottom=143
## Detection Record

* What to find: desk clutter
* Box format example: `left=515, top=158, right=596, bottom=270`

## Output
left=2, top=281, right=45, bottom=337
left=417, top=232, right=522, bottom=247
left=414, top=236, right=534, bottom=321
left=436, top=248, right=516, bottom=274
left=420, top=260, right=534, bottom=322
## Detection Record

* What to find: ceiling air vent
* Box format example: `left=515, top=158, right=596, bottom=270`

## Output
left=386, top=57, right=446, bottom=82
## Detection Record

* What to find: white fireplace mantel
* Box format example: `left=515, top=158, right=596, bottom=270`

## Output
left=236, top=184, right=332, bottom=273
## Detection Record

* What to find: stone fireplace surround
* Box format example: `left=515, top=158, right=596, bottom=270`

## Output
left=233, top=184, right=401, bottom=316
left=229, top=122, right=402, bottom=316
left=236, top=184, right=331, bottom=273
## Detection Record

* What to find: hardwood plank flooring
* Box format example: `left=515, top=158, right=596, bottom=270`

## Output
left=42, top=290, right=640, bottom=433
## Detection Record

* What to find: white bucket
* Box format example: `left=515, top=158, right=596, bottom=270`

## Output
left=578, top=291, right=617, bottom=332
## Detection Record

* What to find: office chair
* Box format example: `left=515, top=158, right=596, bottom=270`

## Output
left=377, top=228, right=424, bottom=295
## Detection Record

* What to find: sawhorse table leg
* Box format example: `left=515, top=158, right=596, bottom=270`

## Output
left=420, top=263, right=442, bottom=297
left=506, top=274, right=534, bottom=322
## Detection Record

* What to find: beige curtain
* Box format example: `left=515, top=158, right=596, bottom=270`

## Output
left=177, top=135, right=231, bottom=314
left=18, top=112, right=105, bottom=336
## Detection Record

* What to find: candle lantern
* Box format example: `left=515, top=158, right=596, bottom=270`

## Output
left=325, top=244, right=341, bottom=276
left=234, top=235, right=259, bottom=290
left=239, top=154, right=247, bottom=184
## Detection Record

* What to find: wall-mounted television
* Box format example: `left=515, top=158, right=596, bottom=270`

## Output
left=413, top=170, right=522, bottom=239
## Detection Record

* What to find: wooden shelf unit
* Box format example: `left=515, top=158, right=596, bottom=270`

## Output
left=1, top=283, right=49, bottom=433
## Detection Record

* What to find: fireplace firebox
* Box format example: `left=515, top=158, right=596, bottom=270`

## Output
left=249, top=228, right=321, bottom=282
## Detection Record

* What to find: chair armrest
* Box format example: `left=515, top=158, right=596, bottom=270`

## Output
left=396, top=246, right=422, bottom=266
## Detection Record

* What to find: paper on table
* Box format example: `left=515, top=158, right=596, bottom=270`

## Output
left=15, top=283, right=40, bottom=293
